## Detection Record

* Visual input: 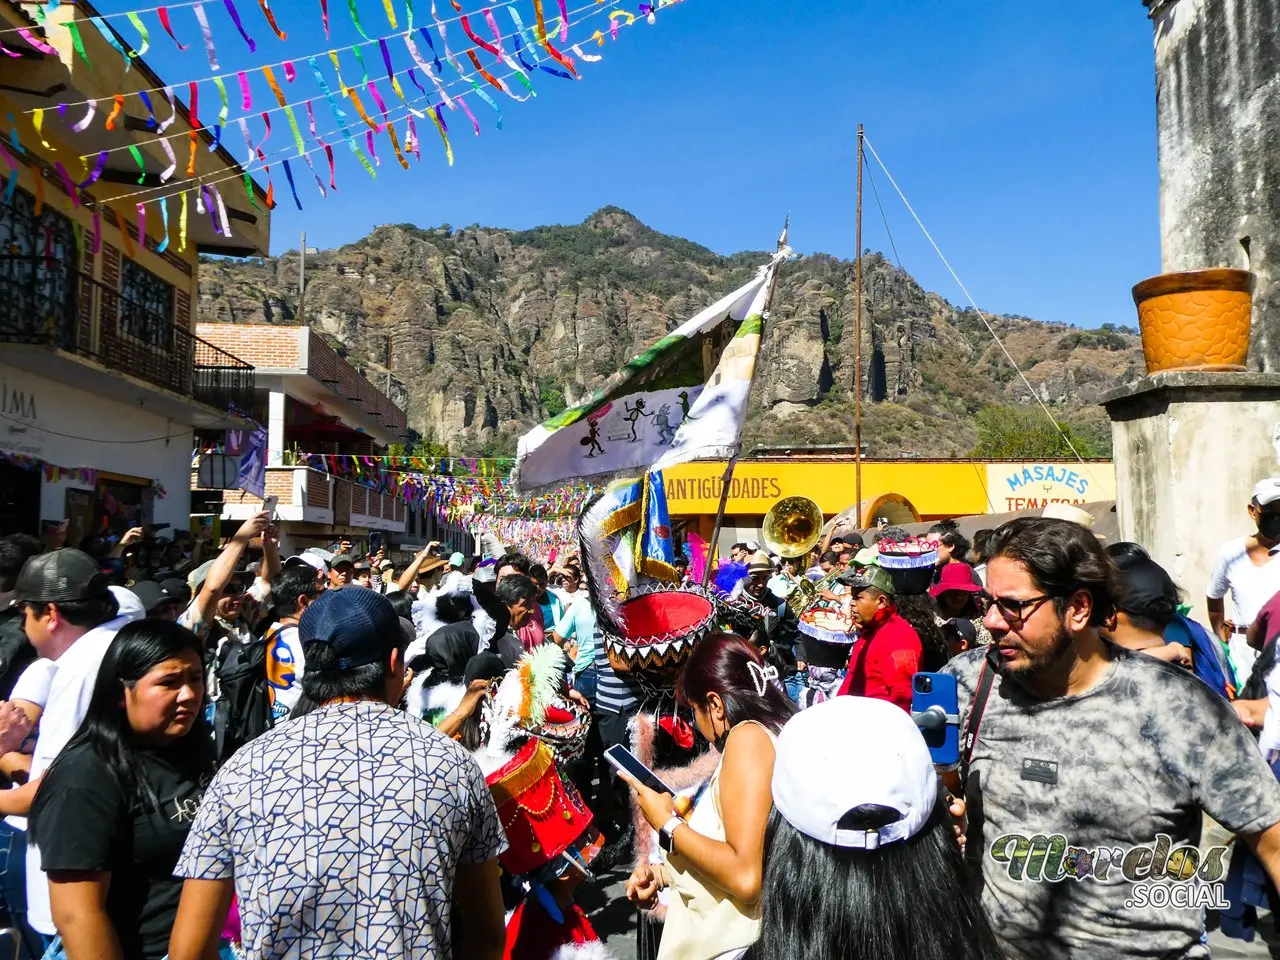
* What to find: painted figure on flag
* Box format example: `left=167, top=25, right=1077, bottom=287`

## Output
left=513, top=247, right=788, bottom=495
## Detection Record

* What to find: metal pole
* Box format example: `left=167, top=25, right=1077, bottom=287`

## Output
left=854, top=124, right=864, bottom=524
left=297, top=231, right=307, bottom=325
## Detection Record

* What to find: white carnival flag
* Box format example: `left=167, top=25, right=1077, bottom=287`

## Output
left=513, top=251, right=785, bottom=495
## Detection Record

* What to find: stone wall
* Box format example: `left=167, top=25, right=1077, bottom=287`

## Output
left=1144, top=0, right=1280, bottom=367
left=1104, top=372, right=1280, bottom=621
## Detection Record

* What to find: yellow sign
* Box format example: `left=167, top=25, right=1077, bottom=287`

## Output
left=660, top=459, right=1116, bottom=520
left=984, top=462, right=1117, bottom=514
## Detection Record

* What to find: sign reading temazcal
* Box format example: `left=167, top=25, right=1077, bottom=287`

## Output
left=986, top=463, right=1117, bottom=513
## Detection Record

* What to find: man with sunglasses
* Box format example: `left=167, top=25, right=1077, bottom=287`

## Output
left=942, top=517, right=1280, bottom=960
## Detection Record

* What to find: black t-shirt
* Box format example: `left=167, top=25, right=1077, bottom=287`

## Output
left=31, top=741, right=212, bottom=960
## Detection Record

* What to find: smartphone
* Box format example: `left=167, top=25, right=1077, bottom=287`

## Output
left=262, top=495, right=279, bottom=519
left=911, top=672, right=960, bottom=767
left=604, top=745, right=675, bottom=795
left=369, top=531, right=383, bottom=554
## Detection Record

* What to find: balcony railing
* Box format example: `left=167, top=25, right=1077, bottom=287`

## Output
left=0, top=256, right=254, bottom=415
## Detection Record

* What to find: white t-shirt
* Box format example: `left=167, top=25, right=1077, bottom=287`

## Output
left=24, top=601, right=141, bottom=934
left=1207, top=537, right=1280, bottom=626
left=9, top=659, right=56, bottom=709
left=1208, top=537, right=1280, bottom=682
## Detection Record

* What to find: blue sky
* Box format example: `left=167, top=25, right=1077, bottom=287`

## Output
left=129, top=0, right=1160, bottom=328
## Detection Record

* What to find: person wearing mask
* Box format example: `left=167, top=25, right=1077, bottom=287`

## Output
left=28, top=620, right=212, bottom=960
left=0, top=553, right=144, bottom=956
left=835, top=568, right=923, bottom=711
left=262, top=565, right=323, bottom=722
left=1207, top=477, right=1280, bottom=681
left=745, top=696, right=1003, bottom=960
left=169, top=589, right=506, bottom=960
left=625, top=635, right=795, bottom=960
left=944, top=517, right=1280, bottom=960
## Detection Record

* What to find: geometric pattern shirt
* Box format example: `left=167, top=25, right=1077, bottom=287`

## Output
left=176, top=701, right=505, bottom=959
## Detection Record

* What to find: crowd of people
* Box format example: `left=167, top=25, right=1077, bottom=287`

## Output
left=0, top=477, right=1279, bottom=959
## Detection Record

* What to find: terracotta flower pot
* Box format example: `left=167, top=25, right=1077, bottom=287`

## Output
left=1131, top=268, right=1255, bottom=373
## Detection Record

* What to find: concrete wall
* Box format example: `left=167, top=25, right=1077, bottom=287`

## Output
left=1104, top=372, right=1280, bottom=621
left=1145, top=0, right=1280, bottom=367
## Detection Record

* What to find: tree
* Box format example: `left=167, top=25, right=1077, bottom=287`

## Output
left=970, top=405, right=1101, bottom=459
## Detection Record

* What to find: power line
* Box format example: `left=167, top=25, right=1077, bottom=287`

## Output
left=863, top=156, right=902, bottom=272
left=860, top=133, right=1097, bottom=477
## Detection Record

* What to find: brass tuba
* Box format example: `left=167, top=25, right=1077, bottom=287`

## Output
left=761, top=496, right=825, bottom=559
left=761, top=497, right=826, bottom=616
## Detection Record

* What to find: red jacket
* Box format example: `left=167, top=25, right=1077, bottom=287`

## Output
left=837, top=612, right=922, bottom=711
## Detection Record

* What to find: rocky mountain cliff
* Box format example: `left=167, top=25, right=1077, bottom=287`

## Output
left=198, top=207, right=1144, bottom=457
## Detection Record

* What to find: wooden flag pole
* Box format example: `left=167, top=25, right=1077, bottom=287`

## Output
left=701, top=217, right=790, bottom=587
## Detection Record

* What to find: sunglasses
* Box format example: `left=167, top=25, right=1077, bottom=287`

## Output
left=977, top=591, right=1057, bottom=628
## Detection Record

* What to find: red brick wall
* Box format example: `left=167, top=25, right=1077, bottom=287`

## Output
left=196, top=324, right=301, bottom=368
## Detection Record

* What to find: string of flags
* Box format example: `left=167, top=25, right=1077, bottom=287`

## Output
left=297, top=452, right=597, bottom=518
left=9, top=0, right=684, bottom=251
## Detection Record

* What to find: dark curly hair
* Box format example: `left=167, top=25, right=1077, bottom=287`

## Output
left=985, top=518, right=1119, bottom=627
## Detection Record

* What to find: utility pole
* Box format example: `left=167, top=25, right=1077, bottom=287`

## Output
left=855, top=124, right=864, bottom=520
left=297, top=230, right=307, bottom=325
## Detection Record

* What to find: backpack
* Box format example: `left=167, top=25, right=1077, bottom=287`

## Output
left=210, top=633, right=275, bottom=764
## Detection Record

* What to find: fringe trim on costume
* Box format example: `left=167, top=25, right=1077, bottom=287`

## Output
left=551, top=942, right=613, bottom=960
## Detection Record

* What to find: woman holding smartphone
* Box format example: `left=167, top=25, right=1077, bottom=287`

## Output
left=623, top=634, right=795, bottom=960
left=28, top=620, right=213, bottom=960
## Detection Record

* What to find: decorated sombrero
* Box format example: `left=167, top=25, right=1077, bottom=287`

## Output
left=601, top=583, right=719, bottom=679
left=875, top=537, right=939, bottom=595
left=486, top=738, right=597, bottom=878
left=798, top=595, right=859, bottom=645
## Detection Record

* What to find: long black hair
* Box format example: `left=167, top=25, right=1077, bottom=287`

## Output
left=31, top=620, right=212, bottom=842
left=746, top=806, right=1004, bottom=960
left=677, top=634, right=796, bottom=737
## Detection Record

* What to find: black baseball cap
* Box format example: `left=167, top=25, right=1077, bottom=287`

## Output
left=130, top=579, right=190, bottom=614
left=15, top=549, right=110, bottom=603
left=1116, top=558, right=1178, bottom=624
left=941, top=618, right=978, bottom=645
left=330, top=554, right=356, bottom=570
left=299, top=588, right=402, bottom=670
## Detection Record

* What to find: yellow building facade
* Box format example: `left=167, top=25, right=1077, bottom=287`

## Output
left=663, top=457, right=1117, bottom=541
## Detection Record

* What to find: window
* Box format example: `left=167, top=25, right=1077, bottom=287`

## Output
left=0, top=186, right=78, bottom=344
left=120, top=259, right=174, bottom=349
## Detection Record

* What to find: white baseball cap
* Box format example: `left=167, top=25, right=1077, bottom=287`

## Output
left=772, top=697, right=938, bottom=850
left=285, top=553, right=328, bottom=574
left=1254, top=478, right=1280, bottom=506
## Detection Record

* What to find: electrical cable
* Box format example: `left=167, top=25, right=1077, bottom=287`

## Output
left=861, top=133, right=1098, bottom=477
